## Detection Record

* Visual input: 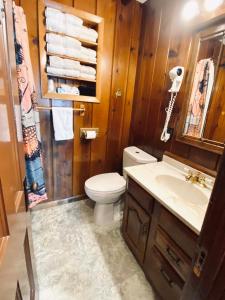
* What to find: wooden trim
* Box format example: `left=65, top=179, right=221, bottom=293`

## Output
left=176, top=23, right=225, bottom=155
left=164, top=151, right=217, bottom=177
left=15, top=190, right=24, bottom=213
left=43, top=93, right=100, bottom=103
left=0, top=236, right=9, bottom=266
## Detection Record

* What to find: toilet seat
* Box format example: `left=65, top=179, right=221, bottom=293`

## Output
left=85, top=172, right=126, bottom=194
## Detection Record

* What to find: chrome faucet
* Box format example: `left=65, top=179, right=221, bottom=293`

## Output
left=185, top=170, right=207, bottom=188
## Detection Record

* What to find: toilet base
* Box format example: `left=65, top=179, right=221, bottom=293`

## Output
left=94, top=203, right=114, bottom=225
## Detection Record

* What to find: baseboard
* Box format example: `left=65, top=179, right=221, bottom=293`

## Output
left=30, top=194, right=86, bottom=211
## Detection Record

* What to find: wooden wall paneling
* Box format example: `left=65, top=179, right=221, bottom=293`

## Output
left=73, top=0, right=96, bottom=14
left=72, top=0, right=95, bottom=195
left=40, top=0, right=74, bottom=196
left=130, top=0, right=222, bottom=173
left=143, top=0, right=174, bottom=159
left=89, top=0, right=117, bottom=177
left=130, top=1, right=162, bottom=150
left=106, top=0, right=142, bottom=172
left=153, top=1, right=192, bottom=159
left=120, top=1, right=142, bottom=154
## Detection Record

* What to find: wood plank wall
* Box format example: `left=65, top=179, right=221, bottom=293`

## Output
left=15, top=0, right=142, bottom=201
left=130, top=0, right=223, bottom=174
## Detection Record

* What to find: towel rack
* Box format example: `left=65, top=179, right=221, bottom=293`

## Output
left=37, top=104, right=85, bottom=116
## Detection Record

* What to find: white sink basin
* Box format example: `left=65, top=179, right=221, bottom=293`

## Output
left=156, top=174, right=208, bottom=208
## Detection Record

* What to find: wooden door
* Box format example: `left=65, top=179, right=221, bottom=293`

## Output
left=0, top=1, right=37, bottom=299
left=122, top=193, right=150, bottom=264
left=182, top=147, right=225, bottom=300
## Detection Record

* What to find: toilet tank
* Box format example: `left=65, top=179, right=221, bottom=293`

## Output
left=123, top=146, right=157, bottom=176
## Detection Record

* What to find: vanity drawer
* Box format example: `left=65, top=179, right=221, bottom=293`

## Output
left=127, top=177, right=154, bottom=214
left=155, top=227, right=191, bottom=280
left=158, top=208, right=198, bottom=258
left=146, top=246, right=184, bottom=300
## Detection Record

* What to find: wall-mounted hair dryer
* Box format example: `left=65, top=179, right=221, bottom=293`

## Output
left=160, top=66, right=185, bottom=142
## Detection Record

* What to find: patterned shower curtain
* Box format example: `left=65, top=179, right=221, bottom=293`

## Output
left=184, top=58, right=214, bottom=138
left=13, top=4, right=47, bottom=208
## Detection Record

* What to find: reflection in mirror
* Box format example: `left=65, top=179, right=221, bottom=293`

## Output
left=183, top=32, right=224, bottom=140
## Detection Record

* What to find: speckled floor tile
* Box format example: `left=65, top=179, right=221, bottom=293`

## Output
left=31, top=200, right=157, bottom=300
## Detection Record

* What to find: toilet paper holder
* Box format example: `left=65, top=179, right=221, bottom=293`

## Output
left=80, top=128, right=99, bottom=139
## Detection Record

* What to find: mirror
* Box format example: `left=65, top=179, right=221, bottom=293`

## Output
left=179, top=24, right=225, bottom=152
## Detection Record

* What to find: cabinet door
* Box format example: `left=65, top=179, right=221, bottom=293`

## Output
left=122, top=193, right=150, bottom=264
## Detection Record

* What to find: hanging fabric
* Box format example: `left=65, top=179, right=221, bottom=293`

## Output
left=184, top=58, right=214, bottom=138
left=13, top=4, right=47, bottom=208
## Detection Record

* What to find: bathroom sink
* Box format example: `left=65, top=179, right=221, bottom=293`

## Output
left=156, top=174, right=208, bottom=208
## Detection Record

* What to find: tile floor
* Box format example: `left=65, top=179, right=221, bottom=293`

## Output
left=31, top=200, right=157, bottom=300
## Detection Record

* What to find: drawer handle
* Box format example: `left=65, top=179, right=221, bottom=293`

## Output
left=141, top=222, right=149, bottom=235
left=166, top=247, right=181, bottom=265
left=160, top=268, right=174, bottom=287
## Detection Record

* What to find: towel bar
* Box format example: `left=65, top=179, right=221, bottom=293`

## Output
left=37, top=104, right=85, bottom=116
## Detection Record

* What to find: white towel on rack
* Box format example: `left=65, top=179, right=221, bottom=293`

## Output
left=79, top=26, right=98, bottom=42
left=46, top=17, right=66, bottom=34
left=80, top=73, right=96, bottom=80
left=49, top=56, right=81, bottom=70
left=65, top=13, right=83, bottom=27
left=80, top=65, right=96, bottom=75
left=81, top=46, right=97, bottom=58
left=47, top=43, right=65, bottom=56
left=52, top=107, right=74, bottom=141
left=45, top=7, right=64, bottom=20
left=47, top=66, right=80, bottom=78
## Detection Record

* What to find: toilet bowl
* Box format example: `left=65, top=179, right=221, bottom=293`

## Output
left=85, top=146, right=157, bottom=225
left=85, top=172, right=126, bottom=225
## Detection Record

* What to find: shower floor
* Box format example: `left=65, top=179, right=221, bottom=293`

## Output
left=31, top=200, right=156, bottom=300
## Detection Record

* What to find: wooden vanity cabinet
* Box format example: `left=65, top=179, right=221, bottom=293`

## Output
left=122, top=176, right=198, bottom=300
left=122, top=178, right=154, bottom=264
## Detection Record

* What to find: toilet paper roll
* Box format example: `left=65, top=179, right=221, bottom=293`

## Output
left=85, top=130, right=97, bottom=139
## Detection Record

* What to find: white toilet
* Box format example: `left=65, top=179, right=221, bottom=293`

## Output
left=85, top=146, right=157, bottom=225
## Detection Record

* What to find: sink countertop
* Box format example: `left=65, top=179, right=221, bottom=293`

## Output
left=124, top=157, right=214, bottom=235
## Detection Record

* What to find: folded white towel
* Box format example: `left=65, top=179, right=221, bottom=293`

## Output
left=45, top=7, right=64, bottom=20
left=46, top=33, right=81, bottom=50
left=65, top=13, right=83, bottom=27
left=65, top=48, right=82, bottom=59
left=47, top=43, right=65, bottom=56
left=52, top=107, right=74, bottom=141
left=80, top=65, right=96, bottom=75
left=46, top=17, right=66, bottom=34
left=47, top=66, right=80, bottom=78
left=81, top=46, right=96, bottom=58
left=65, top=24, right=82, bottom=38
left=79, top=26, right=98, bottom=42
left=47, top=66, right=65, bottom=76
left=49, top=56, right=64, bottom=68
left=63, top=36, right=81, bottom=49
left=80, top=73, right=96, bottom=80
left=46, top=32, right=63, bottom=46
left=63, top=58, right=80, bottom=70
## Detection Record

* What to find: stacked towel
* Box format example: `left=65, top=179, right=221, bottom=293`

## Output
left=80, top=46, right=97, bottom=62
left=45, top=7, right=98, bottom=43
left=46, top=33, right=81, bottom=50
left=49, top=55, right=81, bottom=70
left=57, top=84, right=80, bottom=95
left=80, top=65, right=96, bottom=80
left=47, top=66, right=80, bottom=78
left=79, top=26, right=98, bottom=42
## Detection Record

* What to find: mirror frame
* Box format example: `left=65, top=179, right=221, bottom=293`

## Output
left=176, top=23, right=225, bottom=155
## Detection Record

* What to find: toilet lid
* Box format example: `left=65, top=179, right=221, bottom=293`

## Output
left=85, top=173, right=126, bottom=193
